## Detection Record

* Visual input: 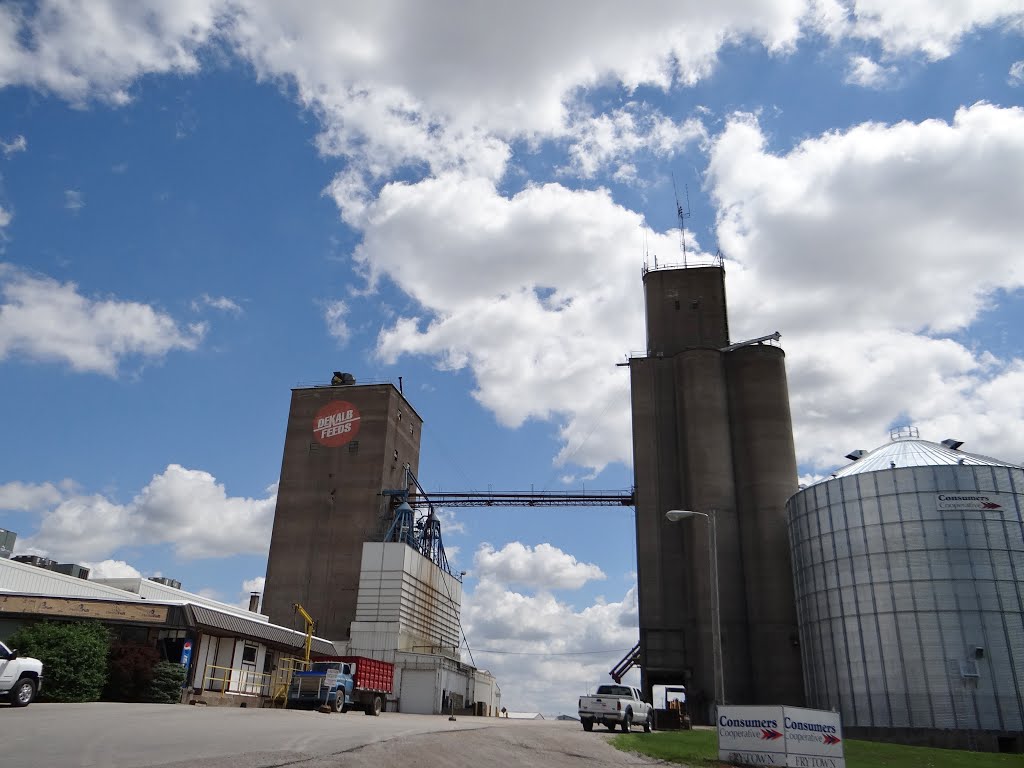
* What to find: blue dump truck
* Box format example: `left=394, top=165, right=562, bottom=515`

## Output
left=287, top=656, right=394, bottom=716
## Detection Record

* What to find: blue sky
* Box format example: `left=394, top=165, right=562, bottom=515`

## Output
left=1, top=1, right=1023, bottom=713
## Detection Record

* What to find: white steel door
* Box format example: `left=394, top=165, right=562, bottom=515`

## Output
left=400, top=669, right=438, bottom=714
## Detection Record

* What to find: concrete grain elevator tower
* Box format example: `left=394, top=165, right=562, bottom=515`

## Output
left=262, top=377, right=422, bottom=641
left=629, top=258, right=804, bottom=722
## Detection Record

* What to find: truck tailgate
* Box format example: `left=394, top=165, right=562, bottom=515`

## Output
left=580, top=696, right=619, bottom=714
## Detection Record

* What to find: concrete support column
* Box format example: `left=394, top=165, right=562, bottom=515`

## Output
left=725, top=345, right=804, bottom=706
left=674, top=348, right=751, bottom=711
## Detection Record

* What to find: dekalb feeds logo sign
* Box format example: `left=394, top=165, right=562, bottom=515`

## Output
left=313, top=401, right=361, bottom=447
left=718, top=706, right=845, bottom=767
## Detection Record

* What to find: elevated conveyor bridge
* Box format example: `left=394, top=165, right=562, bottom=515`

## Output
left=405, top=490, right=634, bottom=508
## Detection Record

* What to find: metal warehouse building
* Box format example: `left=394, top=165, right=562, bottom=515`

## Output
left=787, top=427, right=1024, bottom=752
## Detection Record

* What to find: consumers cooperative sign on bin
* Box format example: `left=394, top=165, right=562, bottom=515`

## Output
left=718, top=705, right=844, bottom=767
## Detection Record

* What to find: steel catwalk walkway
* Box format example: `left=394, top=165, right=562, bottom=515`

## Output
left=405, top=491, right=634, bottom=508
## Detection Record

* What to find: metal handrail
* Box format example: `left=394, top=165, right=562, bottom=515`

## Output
left=202, top=664, right=271, bottom=696
left=271, top=656, right=310, bottom=707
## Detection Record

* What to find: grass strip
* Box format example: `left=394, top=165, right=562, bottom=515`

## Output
left=609, top=730, right=1022, bottom=767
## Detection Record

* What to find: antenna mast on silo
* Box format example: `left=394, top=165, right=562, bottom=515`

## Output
left=672, top=172, right=691, bottom=267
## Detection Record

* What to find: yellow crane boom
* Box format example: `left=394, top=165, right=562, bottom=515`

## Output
left=293, top=602, right=316, bottom=663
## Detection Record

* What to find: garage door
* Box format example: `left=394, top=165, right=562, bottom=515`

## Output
left=400, top=669, right=438, bottom=714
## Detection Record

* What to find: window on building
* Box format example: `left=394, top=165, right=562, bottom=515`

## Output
left=242, top=643, right=258, bottom=665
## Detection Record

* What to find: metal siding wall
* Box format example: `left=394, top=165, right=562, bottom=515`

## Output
left=787, top=464, right=1024, bottom=734
left=355, top=543, right=461, bottom=652
left=0, top=559, right=141, bottom=599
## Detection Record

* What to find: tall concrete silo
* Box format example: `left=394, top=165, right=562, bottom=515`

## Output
left=630, top=260, right=803, bottom=723
left=788, top=428, right=1024, bottom=752
left=262, top=378, right=422, bottom=641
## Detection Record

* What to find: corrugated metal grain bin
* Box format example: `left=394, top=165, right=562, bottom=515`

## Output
left=787, top=428, right=1024, bottom=745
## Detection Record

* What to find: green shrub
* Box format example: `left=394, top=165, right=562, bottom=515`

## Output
left=146, top=661, right=186, bottom=703
left=105, top=644, right=160, bottom=701
left=8, top=620, right=110, bottom=702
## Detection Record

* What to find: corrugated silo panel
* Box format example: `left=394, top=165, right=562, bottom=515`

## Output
left=992, top=467, right=1014, bottom=493
left=985, top=613, right=1014, bottom=730
left=861, top=493, right=881, bottom=526
left=1004, top=612, right=1024, bottom=730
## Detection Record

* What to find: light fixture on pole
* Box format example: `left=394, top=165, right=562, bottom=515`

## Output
left=665, top=509, right=725, bottom=711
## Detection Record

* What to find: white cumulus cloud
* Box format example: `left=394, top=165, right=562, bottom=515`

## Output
left=474, top=542, right=605, bottom=590
left=323, top=299, right=350, bottom=345
left=844, top=54, right=898, bottom=87
left=1010, top=60, right=1024, bottom=85
left=22, top=464, right=277, bottom=561
left=63, top=189, right=84, bottom=211
left=706, top=102, right=1024, bottom=470
left=80, top=559, right=142, bottom=579
left=563, top=108, right=705, bottom=179
left=0, top=264, right=206, bottom=375
left=463, top=565, right=637, bottom=713
left=0, top=480, right=69, bottom=511
left=843, top=1, right=1024, bottom=60
left=0, top=0, right=227, bottom=105
left=4, top=1, right=1016, bottom=221
left=370, top=176, right=674, bottom=472
left=192, top=294, right=243, bottom=314
left=1, top=134, right=26, bottom=156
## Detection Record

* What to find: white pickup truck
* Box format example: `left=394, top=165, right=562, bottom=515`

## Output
left=0, top=640, right=43, bottom=707
left=578, top=684, right=653, bottom=732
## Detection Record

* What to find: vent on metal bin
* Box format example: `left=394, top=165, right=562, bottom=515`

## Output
left=959, top=659, right=980, bottom=678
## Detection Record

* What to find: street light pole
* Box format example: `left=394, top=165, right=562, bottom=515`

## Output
left=666, top=509, right=725, bottom=713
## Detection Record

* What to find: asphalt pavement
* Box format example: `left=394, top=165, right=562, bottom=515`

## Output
left=1, top=703, right=660, bottom=768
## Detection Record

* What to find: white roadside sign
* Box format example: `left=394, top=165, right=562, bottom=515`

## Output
left=718, top=705, right=787, bottom=765
left=718, top=706, right=845, bottom=767
left=783, top=706, right=845, bottom=768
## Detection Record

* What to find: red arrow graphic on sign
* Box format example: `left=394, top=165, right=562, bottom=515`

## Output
left=823, top=734, right=841, bottom=745
left=760, top=729, right=783, bottom=740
